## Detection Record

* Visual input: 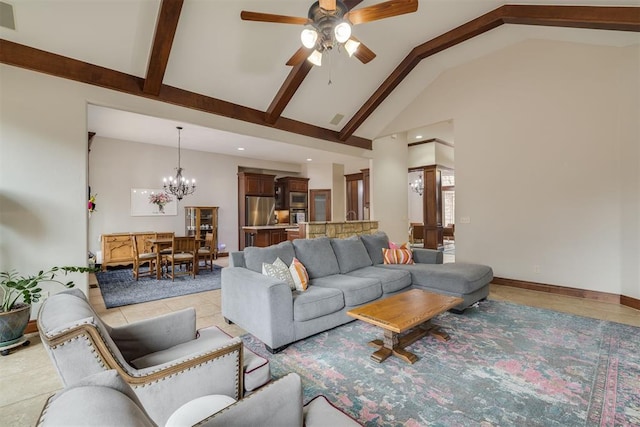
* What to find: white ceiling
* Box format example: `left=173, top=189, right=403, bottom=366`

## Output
left=3, top=0, right=638, bottom=165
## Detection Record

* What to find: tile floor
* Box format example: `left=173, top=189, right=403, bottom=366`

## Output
left=1, top=257, right=638, bottom=426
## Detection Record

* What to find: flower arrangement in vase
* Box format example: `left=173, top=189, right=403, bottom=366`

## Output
left=149, top=192, right=173, bottom=214
left=88, top=194, right=97, bottom=216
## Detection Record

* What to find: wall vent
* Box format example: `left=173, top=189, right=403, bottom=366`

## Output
left=329, top=113, right=345, bottom=126
left=0, top=2, right=15, bottom=30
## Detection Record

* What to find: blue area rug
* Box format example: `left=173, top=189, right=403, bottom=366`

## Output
left=96, top=265, right=222, bottom=308
left=242, top=300, right=640, bottom=426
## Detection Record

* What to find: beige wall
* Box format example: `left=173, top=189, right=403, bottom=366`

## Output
left=371, top=134, right=409, bottom=243
left=384, top=39, right=640, bottom=297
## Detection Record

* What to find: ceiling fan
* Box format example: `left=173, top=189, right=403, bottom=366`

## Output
left=240, top=0, right=418, bottom=67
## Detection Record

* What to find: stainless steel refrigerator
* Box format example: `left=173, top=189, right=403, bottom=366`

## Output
left=245, top=196, right=276, bottom=226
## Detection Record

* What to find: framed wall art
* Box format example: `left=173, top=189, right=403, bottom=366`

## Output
left=130, top=188, right=177, bottom=216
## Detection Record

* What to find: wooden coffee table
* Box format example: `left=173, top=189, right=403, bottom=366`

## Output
left=347, top=289, right=463, bottom=364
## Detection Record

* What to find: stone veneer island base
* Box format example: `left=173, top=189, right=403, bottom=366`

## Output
left=297, top=220, right=378, bottom=239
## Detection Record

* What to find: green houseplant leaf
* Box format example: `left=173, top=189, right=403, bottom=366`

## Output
left=0, top=266, right=96, bottom=312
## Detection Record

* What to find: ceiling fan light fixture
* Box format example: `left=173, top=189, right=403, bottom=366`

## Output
left=334, top=21, right=351, bottom=43
left=300, top=28, right=318, bottom=49
left=308, top=49, right=323, bottom=66
left=344, top=38, right=360, bottom=57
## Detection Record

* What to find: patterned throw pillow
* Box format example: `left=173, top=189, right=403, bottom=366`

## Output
left=289, top=257, right=309, bottom=291
left=389, top=241, right=408, bottom=249
left=262, top=257, right=296, bottom=290
left=382, top=248, right=414, bottom=264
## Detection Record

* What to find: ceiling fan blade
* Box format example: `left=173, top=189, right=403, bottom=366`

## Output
left=240, top=11, right=310, bottom=25
left=319, top=0, right=337, bottom=11
left=350, top=37, right=376, bottom=64
left=345, top=0, right=418, bottom=25
left=286, top=47, right=313, bottom=66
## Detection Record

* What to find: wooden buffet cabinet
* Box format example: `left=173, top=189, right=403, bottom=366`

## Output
left=101, top=232, right=155, bottom=271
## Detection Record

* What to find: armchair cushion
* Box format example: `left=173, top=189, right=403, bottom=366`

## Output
left=110, top=308, right=197, bottom=362
left=38, top=370, right=155, bottom=427
left=166, top=395, right=236, bottom=427
left=197, top=373, right=304, bottom=426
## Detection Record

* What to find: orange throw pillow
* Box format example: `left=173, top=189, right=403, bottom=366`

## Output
left=289, top=257, right=309, bottom=291
left=382, top=248, right=414, bottom=264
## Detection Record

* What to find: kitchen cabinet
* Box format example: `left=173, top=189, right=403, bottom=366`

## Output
left=243, top=226, right=289, bottom=247
left=238, top=172, right=277, bottom=249
left=275, top=176, right=309, bottom=210
left=101, top=232, right=155, bottom=270
left=185, top=207, right=218, bottom=250
left=239, top=172, right=276, bottom=197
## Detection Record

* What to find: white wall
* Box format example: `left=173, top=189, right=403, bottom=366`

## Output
left=384, top=39, right=640, bottom=297
left=88, top=136, right=303, bottom=255
left=371, top=134, right=409, bottom=243
left=1, top=67, right=90, bottom=303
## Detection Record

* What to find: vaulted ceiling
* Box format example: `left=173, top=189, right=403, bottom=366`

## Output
left=1, top=0, right=638, bottom=156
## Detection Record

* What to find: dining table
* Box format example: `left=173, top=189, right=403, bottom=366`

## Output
left=147, top=237, right=200, bottom=279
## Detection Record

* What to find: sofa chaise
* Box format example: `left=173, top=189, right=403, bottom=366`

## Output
left=222, top=232, right=493, bottom=353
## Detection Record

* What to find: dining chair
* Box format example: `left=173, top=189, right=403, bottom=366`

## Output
left=166, top=236, right=196, bottom=280
left=153, top=232, right=175, bottom=277
left=409, top=222, right=424, bottom=245
left=131, top=234, right=157, bottom=280
left=198, top=232, right=217, bottom=272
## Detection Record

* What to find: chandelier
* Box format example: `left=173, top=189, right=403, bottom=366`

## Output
left=163, top=126, right=196, bottom=201
left=299, top=1, right=360, bottom=66
left=410, top=174, right=424, bottom=196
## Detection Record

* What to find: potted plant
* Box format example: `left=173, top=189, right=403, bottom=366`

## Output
left=0, top=266, right=94, bottom=355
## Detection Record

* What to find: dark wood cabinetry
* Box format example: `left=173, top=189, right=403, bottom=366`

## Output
left=275, top=176, right=309, bottom=210
left=240, top=172, right=276, bottom=196
left=244, top=226, right=288, bottom=247
left=238, top=172, right=276, bottom=249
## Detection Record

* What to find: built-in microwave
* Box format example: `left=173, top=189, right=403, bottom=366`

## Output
left=289, top=192, right=307, bottom=209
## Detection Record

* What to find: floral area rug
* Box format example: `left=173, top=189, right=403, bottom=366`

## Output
left=96, top=265, right=221, bottom=308
left=242, top=300, right=640, bottom=426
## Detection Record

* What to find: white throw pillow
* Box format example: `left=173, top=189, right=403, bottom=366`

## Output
left=262, top=257, right=296, bottom=290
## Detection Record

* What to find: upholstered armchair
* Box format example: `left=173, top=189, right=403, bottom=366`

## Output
left=37, top=289, right=244, bottom=425
left=37, top=370, right=362, bottom=427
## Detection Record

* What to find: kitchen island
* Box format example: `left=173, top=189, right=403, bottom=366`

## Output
left=242, top=224, right=294, bottom=247
left=242, top=220, right=379, bottom=247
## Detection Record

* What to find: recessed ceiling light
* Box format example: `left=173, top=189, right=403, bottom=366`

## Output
left=415, top=135, right=423, bottom=139
left=237, top=147, right=245, bottom=151
left=306, top=158, right=312, bottom=162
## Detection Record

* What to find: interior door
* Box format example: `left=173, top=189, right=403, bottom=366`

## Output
left=309, top=189, right=331, bottom=222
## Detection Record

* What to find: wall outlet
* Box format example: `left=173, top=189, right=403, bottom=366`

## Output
left=533, top=265, right=541, bottom=273
left=460, top=216, right=471, bottom=224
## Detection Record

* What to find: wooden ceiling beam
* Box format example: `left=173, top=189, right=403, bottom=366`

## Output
left=265, top=60, right=313, bottom=124
left=0, top=39, right=371, bottom=150
left=264, top=0, right=365, bottom=125
left=501, top=5, right=640, bottom=32
left=143, top=0, right=184, bottom=95
left=338, top=5, right=640, bottom=141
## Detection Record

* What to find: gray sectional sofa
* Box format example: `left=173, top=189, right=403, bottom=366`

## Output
left=222, top=232, right=493, bottom=353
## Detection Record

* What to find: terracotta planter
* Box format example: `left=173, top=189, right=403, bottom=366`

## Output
left=0, top=304, right=31, bottom=347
